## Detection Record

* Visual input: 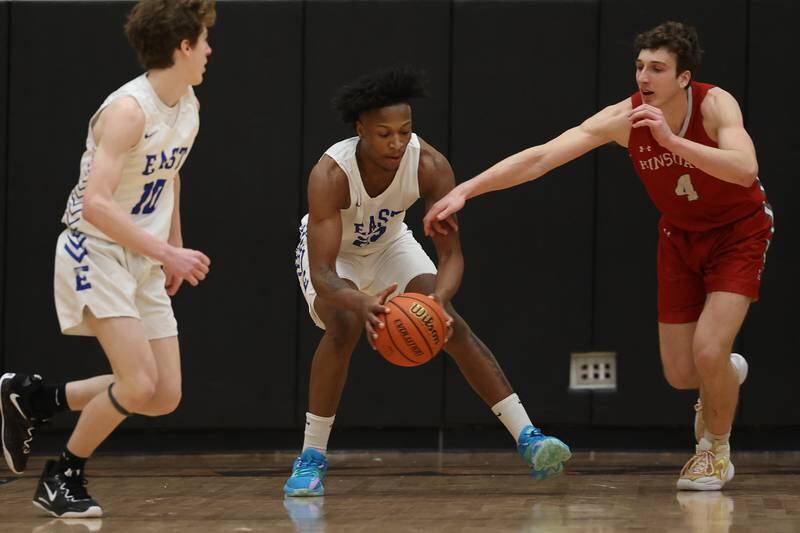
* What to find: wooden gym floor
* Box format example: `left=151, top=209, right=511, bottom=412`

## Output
left=1, top=450, right=799, bottom=532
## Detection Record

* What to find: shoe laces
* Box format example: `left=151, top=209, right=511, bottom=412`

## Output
left=293, top=456, right=324, bottom=477
left=520, top=426, right=543, bottom=443
left=60, top=469, right=91, bottom=502
left=22, top=424, right=36, bottom=455
left=681, top=448, right=717, bottom=478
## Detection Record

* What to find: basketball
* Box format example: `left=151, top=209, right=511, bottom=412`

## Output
left=373, top=293, right=449, bottom=367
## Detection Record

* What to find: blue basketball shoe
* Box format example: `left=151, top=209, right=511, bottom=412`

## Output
left=517, top=425, right=571, bottom=480
left=283, top=448, right=328, bottom=497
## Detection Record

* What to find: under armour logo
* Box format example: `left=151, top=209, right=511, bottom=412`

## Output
left=639, top=145, right=652, bottom=152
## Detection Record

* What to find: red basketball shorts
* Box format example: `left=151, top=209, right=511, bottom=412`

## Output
left=657, top=205, right=774, bottom=324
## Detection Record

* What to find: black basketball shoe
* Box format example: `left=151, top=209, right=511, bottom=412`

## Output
left=0, top=372, right=43, bottom=474
left=32, top=460, right=103, bottom=518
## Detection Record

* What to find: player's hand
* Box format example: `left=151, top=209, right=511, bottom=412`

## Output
left=423, top=191, right=463, bottom=237
left=629, top=104, right=675, bottom=147
left=428, top=293, right=455, bottom=343
left=163, top=246, right=211, bottom=287
left=363, top=282, right=398, bottom=350
left=163, top=268, right=184, bottom=296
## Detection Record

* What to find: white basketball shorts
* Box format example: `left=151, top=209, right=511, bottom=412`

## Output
left=53, top=228, right=178, bottom=339
left=295, top=220, right=437, bottom=329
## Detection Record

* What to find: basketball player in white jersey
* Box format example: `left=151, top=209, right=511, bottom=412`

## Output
left=286, top=67, right=571, bottom=497
left=0, top=0, right=215, bottom=517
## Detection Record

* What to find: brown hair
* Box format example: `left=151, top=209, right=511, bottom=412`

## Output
left=634, top=21, right=703, bottom=81
left=125, top=0, right=216, bottom=70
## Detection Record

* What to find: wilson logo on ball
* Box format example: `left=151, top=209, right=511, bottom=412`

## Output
left=408, top=303, right=441, bottom=345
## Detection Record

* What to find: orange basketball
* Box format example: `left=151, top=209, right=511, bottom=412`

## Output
left=373, top=292, right=449, bottom=367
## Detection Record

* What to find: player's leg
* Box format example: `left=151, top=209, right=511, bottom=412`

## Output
left=657, top=221, right=714, bottom=451
left=1, top=371, right=119, bottom=476
left=405, top=273, right=570, bottom=479
left=64, top=376, right=116, bottom=411
left=676, top=292, right=748, bottom=491
left=659, top=321, right=747, bottom=445
left=307, top=295, right=364, bottom=418
left=672, top=208, right=771, bottom=491
left=659, top=322, right=700, bottom=390
left=693, top=207, right=772, bottom=448
left=287, top=229, right=362, bottom=497
left=4, top=231, right=137, bottom=475
left=33, top=311, right=157, bottom=518
left=284, top=295, right=363, bottom=498
left=693, top=292, right=749, bottom=438
left=137, top=336, right=182, bottom=417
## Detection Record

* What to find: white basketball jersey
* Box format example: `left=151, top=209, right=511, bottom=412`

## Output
left=62, top=74, right=199, bottom=244
left=314, top=134, right=421, bottom=256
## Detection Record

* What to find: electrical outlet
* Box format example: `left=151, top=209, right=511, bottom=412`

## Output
left=569, top=351, right=617, bottom=391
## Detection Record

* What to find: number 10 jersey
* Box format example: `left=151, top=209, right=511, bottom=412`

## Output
left=62, top=74, right=199, bottom=244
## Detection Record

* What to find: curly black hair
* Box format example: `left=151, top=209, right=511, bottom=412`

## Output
left=333, top=66, right=428, bottom=125
left=634, top=21, right=704, bottom=80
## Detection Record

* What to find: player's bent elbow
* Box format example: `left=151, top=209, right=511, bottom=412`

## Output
left=81, top=194, right=106, bottom=226
left=740, top=165, right=758, bottom=187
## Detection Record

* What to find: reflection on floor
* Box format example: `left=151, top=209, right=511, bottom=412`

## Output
left=1, top=450, right=799, bottom=532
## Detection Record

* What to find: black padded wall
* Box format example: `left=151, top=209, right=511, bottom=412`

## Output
left=168, top=1, right=303, bottom=428
left=1, top=0, right=797, bottom=443
left=739, top=0, right=800, bottom=425
left=0, top=2, right=8, bottom=373
left=592, top=0, right=750, bottom=426
left=447, top=0, right=598, bottom=428
left=297, top=0, right=451, bottom=429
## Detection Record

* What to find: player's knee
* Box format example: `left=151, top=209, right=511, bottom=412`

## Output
left=693, top=342, right=728, bottom=378
left=114, top=373, right=158, bottom=412
left=325, top=310, right=363, bottom=352
left=144, top=384, right=182, bottom=416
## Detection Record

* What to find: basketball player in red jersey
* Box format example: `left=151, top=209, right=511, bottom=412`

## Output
left=424, top=21, right=773, bottom=491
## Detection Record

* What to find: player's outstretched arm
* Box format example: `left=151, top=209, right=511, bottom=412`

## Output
left=423, top=100, right=630, bottom=236
left=82, top=97, right=210, bottom=287
left=630, top=88, right=758, bottom=186
left=306, top=158, right=391, bottom=341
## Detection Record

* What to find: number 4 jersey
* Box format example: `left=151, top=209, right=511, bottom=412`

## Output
left=62, top=74, right=199, bottom=244
left=628, top=81, right=767, bottom=232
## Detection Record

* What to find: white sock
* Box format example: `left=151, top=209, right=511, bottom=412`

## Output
left=302, top=412, right=335, bottom=454
left=491, top=393, right=533, bottom=443
left=704, top=429, right=731, bottom=449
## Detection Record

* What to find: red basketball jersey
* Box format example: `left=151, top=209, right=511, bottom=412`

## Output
left=628, top=81, right=766, bottom=231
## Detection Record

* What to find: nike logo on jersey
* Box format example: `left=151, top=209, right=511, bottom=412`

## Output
left=44, top=482, right=58, bottom=502
left=9, top=393, right=28, bottom=420
left=144, top=130, right=158, bottom=139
